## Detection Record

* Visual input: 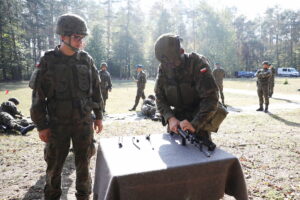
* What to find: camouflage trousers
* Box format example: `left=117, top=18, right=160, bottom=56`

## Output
left=101, top=88, right=109, bottom=111
left=0, top=112, right=23, bottom=131
left=132, top=87, right=145, bottom=109
left=216, top=83, right=224, bottom=104
left=44, top=122, right=95, bottom=200
left=269, top=80, right=274, bottom=97
left=257, top=85, right=269, bottom=106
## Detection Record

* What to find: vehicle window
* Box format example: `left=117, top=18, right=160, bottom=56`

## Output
left=283, top=69, right=287, bottom=72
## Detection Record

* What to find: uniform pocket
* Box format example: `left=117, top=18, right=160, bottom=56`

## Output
left=76, top=64, right=90, bottom=91
left=55, top=64, right=68, bottom=93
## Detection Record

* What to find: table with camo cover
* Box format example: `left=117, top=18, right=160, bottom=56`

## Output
left=93, top=134, right=248, bottom=200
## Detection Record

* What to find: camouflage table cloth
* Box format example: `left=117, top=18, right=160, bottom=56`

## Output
left=93, top=134, right=248, bottom=200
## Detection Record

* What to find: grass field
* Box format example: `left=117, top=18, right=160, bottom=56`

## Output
left=0, top=78, right=300, bottom=199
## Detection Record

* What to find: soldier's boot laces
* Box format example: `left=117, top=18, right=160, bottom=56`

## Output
left=264, top=105, right=269, bottom=113
left=21, top=125, right=35, bottom=135
left=256, top=105, right=263, bottom=111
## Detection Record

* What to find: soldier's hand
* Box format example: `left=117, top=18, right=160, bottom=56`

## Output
left=179, top=120, right=196, bottom=133
left=39, top=129, right=51, bottom=143
left=168, top=117, right=180, bottom=134
left=94, top=120, right=103, bottom=134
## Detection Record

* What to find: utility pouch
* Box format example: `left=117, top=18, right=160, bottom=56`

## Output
left=203, top=102, right=228, bottom=132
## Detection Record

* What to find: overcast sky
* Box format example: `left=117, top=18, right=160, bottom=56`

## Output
left=139, top=0, right=299, bottom=19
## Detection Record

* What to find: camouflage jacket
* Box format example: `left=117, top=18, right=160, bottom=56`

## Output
left=212, top=68, right=225, bottom=85
left=269, top=67, right=276, bottom=82
left=137, top=70, right=147, bottom=89
left=143, top=98, right=156, bottom=107
left=154, top=53, right=219, bottom=131
left=29, top=46, right=103, bottom=131
left=0, top=101, right=21, bottom=118
left=256, top=68, right=271, bottom=86
left=99, top=70, right=112, bottom=90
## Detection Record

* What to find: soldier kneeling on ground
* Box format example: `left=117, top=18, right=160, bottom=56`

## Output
left=141, top=95, right=161, bottom=121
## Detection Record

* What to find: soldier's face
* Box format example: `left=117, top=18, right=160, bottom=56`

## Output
left=62, top=34, right=85, bottom=49
left=70, top=34, right=85, bottom=48
left=101, top=66, right=107, bottom=71
left=263, top=64, right=269, bottom=69
left=137, top=68, right=142, bottom=72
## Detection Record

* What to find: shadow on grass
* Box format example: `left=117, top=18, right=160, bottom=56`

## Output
left=0, top=81, right=30, bottom=91
left=271, top=97, right=300, bottom=105
left=226, top=105, right=242, bottom=112
left=22, top=152, right=76, bottom=200
left=267, top=112, right=300, bottom=127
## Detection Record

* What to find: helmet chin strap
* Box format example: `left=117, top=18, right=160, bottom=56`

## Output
left=62, top=37, right=79, bottom=53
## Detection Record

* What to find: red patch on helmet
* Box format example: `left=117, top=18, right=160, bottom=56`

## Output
left=36, top=63, right=41, bottom=68
left=200, top=67, right=207, bottom=73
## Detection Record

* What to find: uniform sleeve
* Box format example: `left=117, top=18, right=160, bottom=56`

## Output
left=30, top=58, right=49, bottom=131
left=140, top=72, right=147, bottom=85
left=91, top=59, right=104, bottom=120
left=190, top=55, right=219, bottom=131
left=108, top=72, right=112, bottom=89
left=154, top=67, right=174, bottom=123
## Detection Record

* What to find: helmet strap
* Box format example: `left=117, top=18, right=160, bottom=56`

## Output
left=62, top=37, right=79, bottom=53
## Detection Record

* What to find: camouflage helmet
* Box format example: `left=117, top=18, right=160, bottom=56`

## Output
left=154, top=33, right=182, bottom=64
left=148, top=95, right=156, bottom=100
left=56, top=14, right=89, bottom=36
left=101, top=62, right=108, bottom=68
left=262, top=61, right=270, bottom=66
left=8, top=97, right=19, bottom=105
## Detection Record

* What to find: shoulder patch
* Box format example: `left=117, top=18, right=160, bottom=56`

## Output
left=200, top=68, right=207, bottom=73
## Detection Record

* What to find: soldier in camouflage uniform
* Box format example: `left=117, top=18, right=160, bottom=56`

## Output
left=0, top=110, right=35, bottom=135
left=129, top=64, right=147, bottom=111
left=212, top=63, right=226, bottom=105
left=141, top=95, right=157, bottom=119
left=99, top=62, right=112, bottom=112
left=29, top=14, right=103, bottom=200
left=1, top=98, right=33, bottom=127
left=1, top=98, right=22, bottom=118
left=154, top=33, right=220, bottom=142
left=256, top=61, right=272, bottom=112
left=269, top=64, right=276, bottom=97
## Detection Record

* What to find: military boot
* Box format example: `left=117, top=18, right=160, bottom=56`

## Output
left=129, top=106, right=136, bottom=111
left=264, top=104, right=269, bottom=113
left=256, top=105, right=263, bottom=111
left=20, top=125, right=35, bottom=135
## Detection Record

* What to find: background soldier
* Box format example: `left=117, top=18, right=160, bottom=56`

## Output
left=0, top=110, right=35, bottom=135
left=269, top=64, right=276, bottom=97
left=99, top=62, right=112, bottom=113
left=1, top=98, right=23, bottom=118
left=212, top=63, right=226, bottom=105
left=129, top=64, right=147, bottom=111
left=29, top=14, right=103, bottom=200
left=256, top=61, right=272, bottom=112
left=141, top=95, right=157, bottom=119
left=154, top=33, right=220, bottom=143
left=1, top=98, right=34, bottom=127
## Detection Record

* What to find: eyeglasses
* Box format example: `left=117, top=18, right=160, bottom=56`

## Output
left=71, top=35, right=85, bottom=42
